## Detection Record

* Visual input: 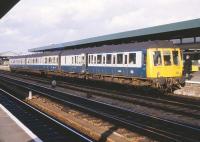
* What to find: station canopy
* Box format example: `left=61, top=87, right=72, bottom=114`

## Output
left=0, top=0, right=19, bottom=19
left=29, top=18, right=200, bottom=52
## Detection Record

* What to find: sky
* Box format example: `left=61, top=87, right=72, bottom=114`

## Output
left=0, top=0, right=200, bottom=54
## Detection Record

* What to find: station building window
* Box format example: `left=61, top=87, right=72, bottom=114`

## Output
left=170, top=39, right=181, bottom=44
left=117, top=54, right=123, bottom=64
left=182, top=37, right=194, bottom=44
left=153, top=51, right=162, bottom=66
left=163, top=51, right=171, bottom=66
left=106, top=54, right=112, bottom=64
left=196, top=37, right=200, bottom=43
left=129, top=53, right=136, bottom=64
left=97, top=55, right=102, bottom=64
left=172, top=51, right=179, bottom=65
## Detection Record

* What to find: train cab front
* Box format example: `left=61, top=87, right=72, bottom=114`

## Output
left=146, top=47, right=183, bottom=90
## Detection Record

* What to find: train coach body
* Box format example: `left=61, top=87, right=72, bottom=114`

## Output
left=9, top=52, right=60, bottom=72
left=9, top=41, right=183, bottom=89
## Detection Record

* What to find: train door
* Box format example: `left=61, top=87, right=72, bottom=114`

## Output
left=81, top=53, right=88, bottom=73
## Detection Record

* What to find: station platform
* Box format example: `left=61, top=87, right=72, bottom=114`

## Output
left=0, top=104, right=41, bottom=142
left=185, top=71, right=200, bottom=86
left=174, top=71, right=200, bottom=97
left=0, top=65, right=10, bottom=71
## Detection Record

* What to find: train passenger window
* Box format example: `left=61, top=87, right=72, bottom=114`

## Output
left=163, top=51, right=171, bottom=66
left=88, top=55, right=90, bottom=64
left=97, top=55, right=102, bottom=64
left=153, top=51, right=162, bottom=66
left=117, top=54, right=123, bottom=64
left=44, top=58, right=47, bottom=64
left=129, top=53, right=136, bottom=64
left=113, top=55, right=116, bottom=64
left=124, top=55, right=128, bottom=64
left=143, top=53, right=146, bottom=65
left=91, top=55, right=93, bottom=64
left=56, top=57, right=58, bottom=64
left=103, top=56, right=106, bottom=64
left=65, top=56, right=66, bottom=64
left=94, top=56, right=96, bottom=64
left=106, top=54, right=112, bottom=64
left=74, top=56, right=76, bottom=64
left=172, top=51, right=179, bottom=65
left=72, top=57, right=74, bottom=64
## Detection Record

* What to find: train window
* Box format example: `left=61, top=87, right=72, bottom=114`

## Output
left=106, top=54, right=112, bottom=64
left=88, top=55, right=90, bottom=64
left=72, top=57, right=74, bottom=64
left=124, top=55, right=128, bottom=64
left=163, top=51, right=171, bottom=66
left=153, top=51, right=162, bottom=66
left=97, top=55, right=102, bottom=64
left=91, top=55, right=93, bottom=64
left=117, top=54, right=123, bottom=64
left=113, top=55, right=116, bottom=64
left=74, top=56, right=76, bottom=64
left=56, top=57, right=58, bottom=64
left=52, top=57, right=56, bottom=63
left=129, top=53, right=136, bottom=64
left=172, top=51, right=179, bottom=65
left=103, top=56, right=106, bottom=64
left=49, top=57, right=51, bottom=63
left=45, top=58, right=47, bottom=64
left=94, top=56, right=97, bottom=64
left=143, top=53, right=146, bottom=65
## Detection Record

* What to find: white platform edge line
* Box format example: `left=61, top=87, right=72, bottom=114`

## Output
left=185, top=80, right=200, bottom=84
left=0, top=104, right=43, bottom=142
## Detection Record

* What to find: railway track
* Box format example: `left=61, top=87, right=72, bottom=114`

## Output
left=0, top=89, right=93, bottom=142
left=1, top=71, right=200, bottom=120
left=0, top=73, right=199, bottom=142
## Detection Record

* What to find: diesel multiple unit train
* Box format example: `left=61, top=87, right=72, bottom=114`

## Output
left=9, top=41, right=183, bottom=89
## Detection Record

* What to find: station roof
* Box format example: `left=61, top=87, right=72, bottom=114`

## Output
left=29, top=18, right=200, bottom=52
left=0, top=51, right=20, bottom=57
left=0, top=0, right=20, bottom=19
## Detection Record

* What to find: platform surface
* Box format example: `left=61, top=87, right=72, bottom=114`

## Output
left=0, top=104, right=41, bottom=142
left=186, top=71, right=200, bottom=84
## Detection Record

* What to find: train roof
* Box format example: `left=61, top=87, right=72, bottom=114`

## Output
left=9, top=51, right=60, bottom=59
left=29, top=18, right=200, bottom=52
left=11, top=41, right=176, bottom=59
left=61, top=40, right=175, bottom=55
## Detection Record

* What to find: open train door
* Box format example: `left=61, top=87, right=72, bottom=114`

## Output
left=81, top=53, right=88, bottom=73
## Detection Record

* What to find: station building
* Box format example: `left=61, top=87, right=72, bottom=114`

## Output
left=0, top=51, right=19, bottom=65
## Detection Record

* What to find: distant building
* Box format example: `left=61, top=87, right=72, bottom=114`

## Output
left=0, top=51, right=19, bottom=65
